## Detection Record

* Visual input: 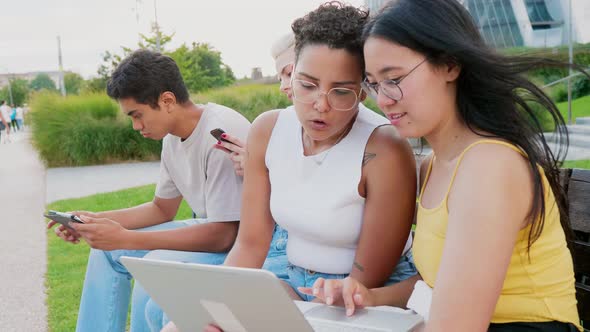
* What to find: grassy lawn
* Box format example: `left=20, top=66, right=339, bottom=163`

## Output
left=557, top=95, right=590, bottom=122
left=563, top=159, right=590, bottom=169
left=46, top=184, right=193, bottom=332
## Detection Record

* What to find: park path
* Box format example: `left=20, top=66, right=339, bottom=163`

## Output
left=46, top=161, right=159, bottom=203
left=0, top=131, right=47, bottom=332
left=0, top=130, right=159, bottom=331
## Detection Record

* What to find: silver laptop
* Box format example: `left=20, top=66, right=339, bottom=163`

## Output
left=121, top=257, right=423, bottom=332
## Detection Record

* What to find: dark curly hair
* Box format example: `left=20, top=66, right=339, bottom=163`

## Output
left=291, top=1, right=369, bottom=66
left=107, top=49, right=189, bottom=109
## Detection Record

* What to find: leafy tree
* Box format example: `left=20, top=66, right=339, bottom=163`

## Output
left=0, top=78, right=30, bottom=106
left=30, top=73, right=57, bottom=91
left=168, top=42, right=235, bottom=93
left=97, top=50, right=125, bottom=81
left=95, top=25, right=234, bottom=94
left=81, top=77, right=108, bottom=94
left=64, top=72, right=84, bottom=95
left=138, top=23, right=174, bottom=51
left=96, top=26, right=174, bottom=82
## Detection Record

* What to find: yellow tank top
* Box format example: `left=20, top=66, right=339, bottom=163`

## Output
left=413, top=140, right=581, bottom=331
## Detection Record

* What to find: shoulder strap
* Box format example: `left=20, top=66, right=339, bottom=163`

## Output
left=445, top=139, right=524, bottom=196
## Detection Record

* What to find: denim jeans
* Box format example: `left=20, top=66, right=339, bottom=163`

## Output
left=75, top=219, right=228, bottom=332
left=288, top=251, right=417, bottom=301
left=144, top=224, right=289, bottom=332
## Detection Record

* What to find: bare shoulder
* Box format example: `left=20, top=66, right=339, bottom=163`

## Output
left=364, top=125, right=414, bottom=164
left=447, top=142, right=537, bottom=233
left=250, top=110, right=281, bottom=137
left=247, top=110, right=281, bottom=150
left=459, top=142, right=531, bottom=180
left=451, top=142, right=534, bottom=217
left=363, top=126, right=416, bottom=186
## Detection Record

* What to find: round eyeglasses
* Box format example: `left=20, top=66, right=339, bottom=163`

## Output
left=361, top=58, right=428, bottom=102
left=291, top=79, right=362, bottom=111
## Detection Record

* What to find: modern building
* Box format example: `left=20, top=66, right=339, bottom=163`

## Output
left=364, top=0, right=590, bottom=48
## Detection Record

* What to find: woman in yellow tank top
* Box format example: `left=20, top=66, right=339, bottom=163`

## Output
left=298, top=0, right=589, bottom=331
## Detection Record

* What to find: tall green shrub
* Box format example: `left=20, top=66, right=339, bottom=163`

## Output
left=195, top=84, right=386, bottom=121
left=29, top=92, right=161, bottom=166
left=572, top=76, right=590, bottom=99
left=195, top=84, right=290, bottom=121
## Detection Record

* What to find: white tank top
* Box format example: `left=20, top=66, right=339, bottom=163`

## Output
left=266, top=104, right=412, bottom=274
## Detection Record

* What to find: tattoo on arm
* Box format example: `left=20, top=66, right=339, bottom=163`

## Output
left=362, top=152, right=377, bottom=166
left=353, top=261, right=365, bottom=272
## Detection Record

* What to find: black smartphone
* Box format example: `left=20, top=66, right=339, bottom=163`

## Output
left=210, top=128, right=233, bottom=144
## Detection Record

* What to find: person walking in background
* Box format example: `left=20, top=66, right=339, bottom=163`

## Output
left=0, top=104, right=9, bottom=144
left=9, top=105, right=18, bottom=132
left=15, top=106, right=24, bottom=131
left=0, top=101, right=12, bottom=143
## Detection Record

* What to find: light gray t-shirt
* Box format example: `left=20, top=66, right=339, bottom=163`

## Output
left=155, top=103, right=250, bottom=222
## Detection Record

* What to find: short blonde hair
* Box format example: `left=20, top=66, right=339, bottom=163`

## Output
left=270, top=32, right=295, bottom=75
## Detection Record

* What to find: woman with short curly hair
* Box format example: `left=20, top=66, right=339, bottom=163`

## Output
left=164, top=3, right=418, bottom=331
left=221, top=0, right=417, bottom=300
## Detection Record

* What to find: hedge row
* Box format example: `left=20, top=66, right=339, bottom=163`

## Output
left=29, top=92, right=161, bottom=167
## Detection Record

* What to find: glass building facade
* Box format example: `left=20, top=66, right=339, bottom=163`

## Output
left=465, top=0, right=524, bottom=48
left=525, top=0, right=561, bottom=30
left=365, top=0, right=585, bottom=48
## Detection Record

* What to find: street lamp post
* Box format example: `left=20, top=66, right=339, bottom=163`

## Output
left=57, top=36, right=66, bottom=96
left=6, top=77, right=14, bottom=106
left=154, top=0, right=161, bottom=52
left=1, top=67, right=15, bottom=106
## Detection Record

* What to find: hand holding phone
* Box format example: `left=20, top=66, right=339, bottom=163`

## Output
left=44, top=210, right=84, bottom=230
left=210, top=128, right=234, bottom=145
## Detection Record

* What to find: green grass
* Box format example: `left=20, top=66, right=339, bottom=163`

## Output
left=556, top=95, right=590, bottom=122
left=563, top=159, right=590, bottom=170
left=46, top=184, right=192, bottom=332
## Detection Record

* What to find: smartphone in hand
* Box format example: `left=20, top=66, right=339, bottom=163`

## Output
left=210, top=128, right=234, bottom=145
left=44, top=210, right=84, bottom=230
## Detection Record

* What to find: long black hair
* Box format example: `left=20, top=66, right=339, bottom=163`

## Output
left=364, top=0, right=589, bottom=251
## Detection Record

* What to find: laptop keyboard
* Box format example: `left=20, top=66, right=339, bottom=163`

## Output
left=308, top=319, right=390, bottom=332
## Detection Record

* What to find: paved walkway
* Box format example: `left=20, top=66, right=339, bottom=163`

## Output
left=0, top=131, right=159, bottom=331
left=0, top=131, right=47, bottom=332
left=46, top=161, right=159, bottom=203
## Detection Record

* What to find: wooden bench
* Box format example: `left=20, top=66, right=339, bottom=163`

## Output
left=563, top=168, right=590, bottom=330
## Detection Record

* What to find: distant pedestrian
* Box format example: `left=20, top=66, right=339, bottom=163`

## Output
left=0, top=105, right=9, bottom=143
left=0, top=100, right=12, bottom=143
left=15, top=106, right=24, bottom=131
left=10, top=105, right=18, bottom=132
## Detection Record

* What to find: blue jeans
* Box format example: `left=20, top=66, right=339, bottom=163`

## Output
left=288, top=251, right=417, bottom=301
left=75, top=219, right=228, bottom=332
left=144, top=224, right=289, bottom=332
